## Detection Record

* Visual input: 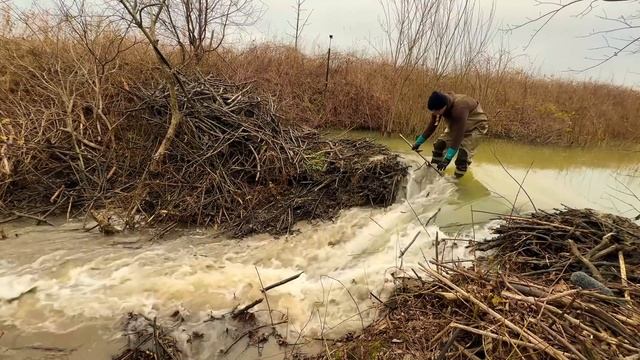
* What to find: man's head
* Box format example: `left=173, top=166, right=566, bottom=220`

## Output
left=427, top=91, right=449, bottom=115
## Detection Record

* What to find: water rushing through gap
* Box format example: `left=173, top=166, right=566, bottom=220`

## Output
left=1, top=134, right=639, bottom=359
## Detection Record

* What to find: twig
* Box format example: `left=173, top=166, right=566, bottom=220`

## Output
left=369, top=291, right=385, bottom=306
left=232, top=298, right=264, bottom=319
left=152, top=317, right=160, bottom=359
left=369, top=216, right=385, bottom=230
left=149, top=222, right=177, bottom=242
left=492, top=150, right=538, bottom=212
left=619, top=251, right=630, bottom=301
left=435, top=232, right=440, bottom=273
left=568, top=240, right=605, bottom=283
left=255, top=266, right=274, bottom=327
left=399, top=231, right=421, bottom=258
left=586, top=233, right=615, bottom=259
left=531, top=319, right=589, bottom=360
left=325, top=275, right=366, bottom=331
left=10, top=211, right=55, bottom=226
left=262, top=271, right=304, bottom=293
left=0, top=215, right=19, bottom=224
left=399, top=133, right=443, bottom=177
left=509, top=161, right=534, bottom=217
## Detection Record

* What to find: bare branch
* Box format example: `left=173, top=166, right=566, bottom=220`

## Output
left=288, top=0, right=313, bottom=50
left=512, top=0, right=640, bottom=70
left=155, top=0, right=264, bottom=63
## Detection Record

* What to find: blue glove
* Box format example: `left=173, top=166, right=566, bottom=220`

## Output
left=412, top=135, right=426, bottom=151
left=437, top=147, right=458, bottom=171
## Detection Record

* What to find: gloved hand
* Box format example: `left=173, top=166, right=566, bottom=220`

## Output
left=412, top=135, right=426, bottom=151
left=437, top=148, right=458, bottom=171
left=436, top=158, right=450, bottom=171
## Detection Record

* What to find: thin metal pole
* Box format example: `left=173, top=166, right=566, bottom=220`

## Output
left=325, top=34, right=333, bottom=90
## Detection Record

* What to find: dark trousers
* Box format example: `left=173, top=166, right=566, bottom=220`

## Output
left=432, top=140, right=470, bottom=178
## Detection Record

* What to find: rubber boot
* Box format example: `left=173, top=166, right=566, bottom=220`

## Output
left=454, top=149, right=470, bottom=178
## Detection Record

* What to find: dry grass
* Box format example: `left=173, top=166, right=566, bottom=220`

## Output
left=213, top=44, right=640, bottom=146
left=2, top=20, right=640, bottom=149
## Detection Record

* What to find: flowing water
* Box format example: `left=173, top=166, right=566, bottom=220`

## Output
left=1, top=133, right=639, bottom=359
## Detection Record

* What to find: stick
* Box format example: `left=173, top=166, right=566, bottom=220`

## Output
left=492, top=150, right=538, bottom=212
left=568, top=240, right=605, bottom=283
left=262, top=271, right=304, bottom=293
left=423, top=264, right=570, bottom=360
left=435, top=232, right=440, bottom=273
left=619, top=251, right=630, bottom=301
left=369, top=291, right=385, bottom=305
left=428, top=322, right=454, bottom=348
left=591, top=244, right=625, bottom=261
left=231, top=298, right=264, bottom=318
left=586, top=232, right=615, bottom=259
left=406, top=200, right=431, bottom=239
left=325, top=275, right=366, bottom=331
left=255, top=267, right=274, bottom=327
left=149, top=222, right=177, bottom=242
left=399, top=231, right=421, bottom=258
left=152, top=317, right=160, bottom=359
left=511, top=283, right=548, bottom=298
left=398, top=133, right=443, bottom=177
left=0, top=216, right=19, bottom=225
left=10, top=211, right=55, bottom=226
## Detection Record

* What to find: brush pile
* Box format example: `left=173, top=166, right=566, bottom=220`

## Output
left=311, top=208, right=640, bottom=359
left=476, top=207, right=640, bottom=282
left=0, top=75, right=407, bottom=236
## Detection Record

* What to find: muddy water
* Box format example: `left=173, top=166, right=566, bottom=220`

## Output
left=1, top=133, right=639, bottom=359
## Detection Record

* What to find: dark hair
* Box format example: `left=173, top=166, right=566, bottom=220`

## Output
left=427, top=91, right=448, bottom=111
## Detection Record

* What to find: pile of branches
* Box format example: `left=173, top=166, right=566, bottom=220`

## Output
left=0, top=75, right=407, bottom=236
left=312, top=265, right=640, bottom=360
left=476, top=207, right=640, bottom=283
left=309, top=209, right=640, bottom=359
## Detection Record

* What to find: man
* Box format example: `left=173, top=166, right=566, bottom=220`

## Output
left=412, top=91, right=489, bottom=178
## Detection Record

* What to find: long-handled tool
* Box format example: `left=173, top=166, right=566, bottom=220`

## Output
left=399, top=134, right=443, bottom=177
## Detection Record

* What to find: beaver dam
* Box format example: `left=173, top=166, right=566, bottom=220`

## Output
left=0, top=76, right=406, bottom=236
left=308, top=208, right=640, bottom=360
left=110, top=207, right=640, bottom=360
left=105, top=208, right=640, bottom=360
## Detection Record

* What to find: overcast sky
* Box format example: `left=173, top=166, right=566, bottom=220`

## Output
left=254, top=0, right=640, bottom=88
left=12, top=0, right=640, bottom=87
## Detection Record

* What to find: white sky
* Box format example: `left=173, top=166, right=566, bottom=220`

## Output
left=12, top=0, right=640, bottom=87
left=254, top=0, right=640, bottom=87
